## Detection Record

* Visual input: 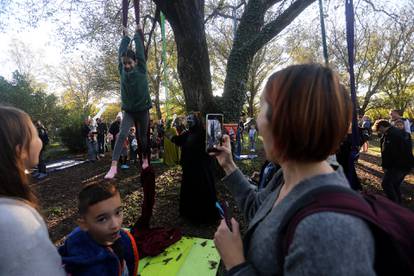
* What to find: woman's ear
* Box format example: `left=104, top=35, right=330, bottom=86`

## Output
left=15, top=144, right=27, bottom=160
left=77, top=217, right=88, bottom=231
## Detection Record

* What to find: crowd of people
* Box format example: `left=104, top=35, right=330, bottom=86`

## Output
left=1, top=25, right=413, bottom=275
left=81, top=115, right=168, bottom=166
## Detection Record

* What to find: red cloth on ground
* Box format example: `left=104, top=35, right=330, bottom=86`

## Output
left=132, top=227, right=182, bottom=257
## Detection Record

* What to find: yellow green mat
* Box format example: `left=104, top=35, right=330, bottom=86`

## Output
left=138, top=236, right=220, bottom=276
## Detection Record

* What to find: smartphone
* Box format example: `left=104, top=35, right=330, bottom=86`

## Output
left=215, top=201, right=233, bottom=231
left=206, top=113, right=224, bottom=153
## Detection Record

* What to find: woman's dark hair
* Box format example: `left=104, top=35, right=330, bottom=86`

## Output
left=263, top=64, right=352, bottom=162
left=122, top=49, right=136, bottom=61
left=373, top=119, right=391, bottom=131
left=0, top=105, right=38, bottom=207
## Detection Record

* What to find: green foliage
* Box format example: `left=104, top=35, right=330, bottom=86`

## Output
left=101, top=103, right=121, bottom=123
left=0, top=71, right=66, bottom=139
left=59, top=112, right=87, bottom=153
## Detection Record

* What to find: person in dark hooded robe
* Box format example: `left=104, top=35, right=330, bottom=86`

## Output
left=170, top=112, right=219, bottom=223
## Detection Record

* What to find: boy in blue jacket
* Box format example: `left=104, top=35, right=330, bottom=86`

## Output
left=59, top=182, right=139, bottom=276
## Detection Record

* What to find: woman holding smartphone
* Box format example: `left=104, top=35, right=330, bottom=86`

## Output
left=211, top=64, right=375, bottom=276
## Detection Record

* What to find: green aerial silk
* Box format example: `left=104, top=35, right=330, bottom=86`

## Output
left=161, top=12, right=169, bottom=118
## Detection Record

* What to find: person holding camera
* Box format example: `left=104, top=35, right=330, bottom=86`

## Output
left=211, top=64, right=375, bottom=275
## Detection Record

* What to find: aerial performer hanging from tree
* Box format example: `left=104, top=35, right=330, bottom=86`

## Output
left=105, top=12, right=151, bottom=179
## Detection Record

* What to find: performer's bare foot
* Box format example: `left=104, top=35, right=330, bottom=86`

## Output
left=142, top=156, right=149, bottom=170
left=104, top=165, right=117, bottom=179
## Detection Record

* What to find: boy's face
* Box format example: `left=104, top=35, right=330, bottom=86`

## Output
left=122, top=57, right=136, bottom=72
left=79, top=193, right=123, bottom=246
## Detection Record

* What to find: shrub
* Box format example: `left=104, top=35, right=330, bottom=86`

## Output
left=59, top=113, right=86, bottom=153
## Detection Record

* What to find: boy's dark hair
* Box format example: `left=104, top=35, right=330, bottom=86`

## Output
left=122, top=49, right=136, bottom=61
left=78, top=181, right=119, bottom=215
left=374, top=119, right=391, bottom=132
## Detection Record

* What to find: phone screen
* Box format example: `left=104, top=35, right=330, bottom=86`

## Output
left=206, top=113, right=224, bottom=153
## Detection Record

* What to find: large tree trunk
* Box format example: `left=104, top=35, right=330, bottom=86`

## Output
left=154, top=0, right=315, bottom=120
left=152, top=0, right=216, bottom=114
left=153, top=78, right=162, bottom=119
left=222, top=0, right=316, bottom=122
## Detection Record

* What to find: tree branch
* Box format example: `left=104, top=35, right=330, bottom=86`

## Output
left=246, top=0, right=316, bottom=54
left=204, top=1, right=246, bottom=24
left=145, top=7, right=160, bottom=58
left=361, top=0, right=400, bottom=22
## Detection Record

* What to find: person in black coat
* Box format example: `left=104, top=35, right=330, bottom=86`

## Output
left=374, top=119, right=414, bottom=203
left=336, top=126, right=370, bottom=191
left=169, top=112, right=219, bottom=223
left=34, top=120, right=49, bottom=179
left=96, top=118, right=107, bottom=156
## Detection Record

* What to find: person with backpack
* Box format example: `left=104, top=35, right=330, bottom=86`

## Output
left=374, top=119, right=414, bottom=204
left=211, top=65, right=376, bottom=275
left=34, top=120, right=49, bottom=179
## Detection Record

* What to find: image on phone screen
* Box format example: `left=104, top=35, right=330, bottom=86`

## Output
left=206, top=114, right=224, bottom=153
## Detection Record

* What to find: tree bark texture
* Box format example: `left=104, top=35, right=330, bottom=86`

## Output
left=152, top=0, right=216, bottom=114
left=222, top=0, right=316, bottom=122
left=154, top=0, right=315, bottom=120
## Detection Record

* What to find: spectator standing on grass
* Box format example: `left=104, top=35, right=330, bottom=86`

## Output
left=248, top=124, right=257, bottom=152
left=360, top=115, right=372, bottom=152
left=170, top=112, right=219, bottom=223
left=389, top=109, right=411, bottom=134
left=335, top=124, right=366, bottom=191
left=96, top=117, right=107, bottom=157
left=34, top=120, right=49, bottom=179
left=119, top=133, right=130, bottom=169
left=163, top=119, right=180, bottom=166
left=109, top=115, right=121, bottom=151
left=374, top=119, right=414, bottom=204
left=82, top=117, right=98, bottom=162
left=0, top=106, right=65, bottom=275
left=128, top=127, right=138, bottom=163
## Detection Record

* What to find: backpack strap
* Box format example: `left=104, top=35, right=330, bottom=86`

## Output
left=278, top=185, right=414, bottom=275
left=277, top=185, right=375, bottom=271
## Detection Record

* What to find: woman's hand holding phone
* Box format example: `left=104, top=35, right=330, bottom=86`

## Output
left=214, top=218, right=245, bottom=270
left=210, top=135, right=237, bottom=175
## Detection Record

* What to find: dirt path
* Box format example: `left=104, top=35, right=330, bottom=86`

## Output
left=32, top=151, right=414, bottom=245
